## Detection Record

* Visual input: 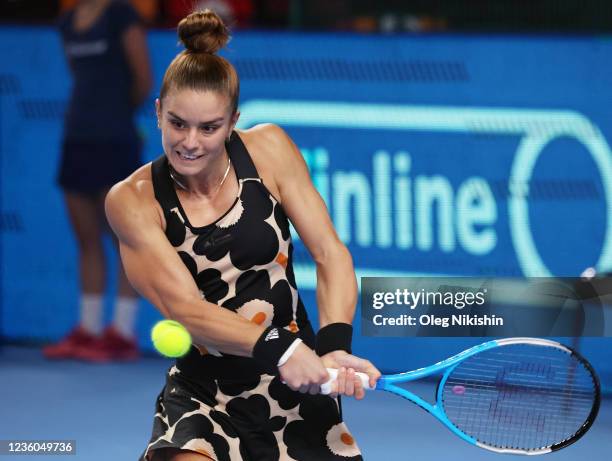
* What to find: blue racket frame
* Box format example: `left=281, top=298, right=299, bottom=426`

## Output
left=321, top=337, right=599, bottom=454
left=375, top=339, right=497, bottom=448
left=371, top=337, right=595, bottom=454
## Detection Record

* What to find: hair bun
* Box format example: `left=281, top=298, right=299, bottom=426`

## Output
left=177, top=9, right=230, bottom=54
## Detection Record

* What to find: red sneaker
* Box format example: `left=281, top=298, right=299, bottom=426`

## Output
left=43, top=327, right=98, bottom=360
left=75, top=326, right=140, bottom=362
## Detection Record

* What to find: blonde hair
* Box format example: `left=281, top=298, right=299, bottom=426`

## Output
left=160, top=9, right=239, bottom=113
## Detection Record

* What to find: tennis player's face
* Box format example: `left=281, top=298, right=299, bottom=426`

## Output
left=157, top=88, right=236, bottom=175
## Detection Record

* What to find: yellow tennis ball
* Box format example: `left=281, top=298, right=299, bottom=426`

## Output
left=151, top=320, right=192, bottom=358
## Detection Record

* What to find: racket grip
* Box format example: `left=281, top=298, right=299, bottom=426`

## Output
left=320, top=368, right=374, bottom=395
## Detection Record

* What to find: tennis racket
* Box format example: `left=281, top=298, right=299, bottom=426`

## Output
left=321, top=337, right=600, bottom=455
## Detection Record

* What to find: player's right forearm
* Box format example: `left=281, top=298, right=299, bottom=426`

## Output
left=167, top=297, right=302, bottom=374
left=169, top=298, right=263, bottom=356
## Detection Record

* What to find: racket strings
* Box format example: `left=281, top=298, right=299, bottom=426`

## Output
left=440, top=344, right=597, bottom=451
left=445, top=372, right=593, bottom=448
left=443, top=370, right=595, bottom=403
left=445, top=363, right=592, bottom=449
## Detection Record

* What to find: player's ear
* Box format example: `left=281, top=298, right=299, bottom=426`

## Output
left=230, top=110, right=240, bottom=131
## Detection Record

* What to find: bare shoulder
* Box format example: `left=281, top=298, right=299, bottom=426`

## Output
left=106, top=163, right=154, bottom=210
left=105, top=163, right=163, bottom=242
left=237, top=124, right=299, bottom=165
left=239, top=123, right=287, bottom=143
left=237, top=124, right=304, bottom=183
left=236, top=124, right=306, bottom=201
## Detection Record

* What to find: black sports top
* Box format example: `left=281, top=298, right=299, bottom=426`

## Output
left=151, top=131, right=314, bottom=380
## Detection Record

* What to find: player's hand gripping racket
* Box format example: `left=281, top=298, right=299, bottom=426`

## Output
left=322, top=338, right=600, bottom=455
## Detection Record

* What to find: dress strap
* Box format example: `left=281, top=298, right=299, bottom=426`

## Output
left=226, top=131, right=260, bottom=180
left=150, top=155, right=178, bottom=214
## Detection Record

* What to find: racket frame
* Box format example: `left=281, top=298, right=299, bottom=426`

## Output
left=374, top=337, right=600, bottom=455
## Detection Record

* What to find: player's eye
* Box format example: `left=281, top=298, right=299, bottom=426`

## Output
left=200, top=125, right=218, bottom=133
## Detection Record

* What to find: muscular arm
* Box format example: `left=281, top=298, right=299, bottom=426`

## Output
left=252, top=125, right=380, bottom=395
left=259, top=125, right=358, bottom=327
left=105, top=180, right=264, bottom=356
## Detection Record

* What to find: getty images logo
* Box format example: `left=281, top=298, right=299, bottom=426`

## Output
left=239, top=101, right=612, bottom=277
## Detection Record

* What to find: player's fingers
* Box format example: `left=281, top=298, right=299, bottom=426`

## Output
left=354, top=358, right=381, bottom=388
left=338, top=355, right=379, bottom=377
left=328, top=380, right=339, bottom=398
left=344, top=368, right=355, bottom=396
left=354, top=374, right=365, bottom=400
left=308, top=384, right=320, bottom=395
left=298, top=384, right=310, bottom=394
left=343, top=357, right=380, bottom=389
left=336, top=367, right=346, bottom=395
left=366, top=363, right=382, bottom=388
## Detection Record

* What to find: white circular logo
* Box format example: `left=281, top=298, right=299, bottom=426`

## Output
left=509, top=113, right=612, bottom=276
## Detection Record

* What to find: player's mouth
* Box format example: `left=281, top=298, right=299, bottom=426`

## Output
left=176, top=150, right=204, bottom=161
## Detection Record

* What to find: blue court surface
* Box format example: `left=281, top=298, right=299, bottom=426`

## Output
left=1, top=346, right=610, bottom=461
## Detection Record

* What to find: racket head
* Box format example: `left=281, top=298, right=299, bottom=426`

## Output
left=437, top=338, right=600, bottom=454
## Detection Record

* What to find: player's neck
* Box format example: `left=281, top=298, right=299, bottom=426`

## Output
left=171, top=152, right=232, bottom=200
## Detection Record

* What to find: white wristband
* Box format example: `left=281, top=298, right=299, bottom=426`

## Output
left=277, top=338, right=303, bottom=367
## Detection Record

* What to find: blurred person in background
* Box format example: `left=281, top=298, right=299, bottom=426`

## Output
left=60, top=0, right=159, bottom=25
left=43, top=0, right=153, bottom=361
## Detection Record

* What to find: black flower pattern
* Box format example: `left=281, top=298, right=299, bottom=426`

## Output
left=143, top=379, right=230, bottom=461
left=192, top=226, right=234, bottom=260
left=196, top=268, right=229, bottom=304
left=217, top=376, right=261, bottom=396
left=166, top=211, right=186, bottom=246
left=226, top=394, right=286, bottom=460
left=172, top=413, right=232, bottom=461
left=268, top=376, right=302, bottom=410
left=208, top=410, right=252, bottom=461
left=274, top=202, right=291, bottom=241
left=163, top=388, right=201, bottom=427
left=178, top=251, right=197, bottom=278
left=222, top=269, right=294, bottom=327
left=185, top=182, right=279, bottom=271
left=285, top=243, right=298, bottom=290
left=284, top=397, right=362, bottom=460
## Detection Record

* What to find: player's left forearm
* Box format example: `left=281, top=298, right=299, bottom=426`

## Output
left=315, top=243, right=358, bottom=328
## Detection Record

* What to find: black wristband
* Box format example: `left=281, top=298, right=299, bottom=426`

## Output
left=252, top=326, right=299, bottom=374
left=315, top=322, right=353, bottom=355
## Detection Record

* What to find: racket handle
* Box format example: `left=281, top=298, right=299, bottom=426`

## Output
left=320, top=368, right=374, bottom=395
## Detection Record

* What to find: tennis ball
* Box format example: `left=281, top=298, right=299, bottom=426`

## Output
left=151, top=320, right=192, bottom=358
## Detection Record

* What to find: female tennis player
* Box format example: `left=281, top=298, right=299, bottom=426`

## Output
left=105, top=9, right=380, bottom=460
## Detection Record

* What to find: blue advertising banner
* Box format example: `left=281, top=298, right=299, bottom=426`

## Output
left=230, top=34, right=612, bottom=281
left=0, top=28, right=611, bottom=377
